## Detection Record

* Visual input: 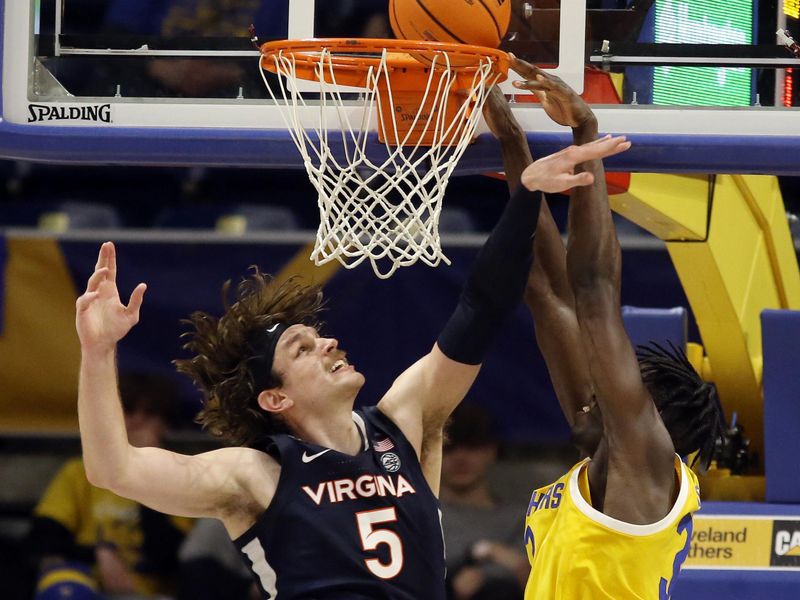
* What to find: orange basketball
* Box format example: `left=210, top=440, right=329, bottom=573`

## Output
left=390, top=0, right=511, bottom=50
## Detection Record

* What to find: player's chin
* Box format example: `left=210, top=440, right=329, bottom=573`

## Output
left=335, top=367, right=365, bottom=387
left=353, top=370, right=366, bottom=386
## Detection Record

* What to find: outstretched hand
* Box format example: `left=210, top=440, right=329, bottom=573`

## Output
left=521, top=135, right=631, bottom=193
left=510, top=55, right=594, bottom=129
left=75, top=242, right=146, bottom=353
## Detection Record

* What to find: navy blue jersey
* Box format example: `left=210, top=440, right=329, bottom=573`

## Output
left=233, top=406, right=446, bottom=600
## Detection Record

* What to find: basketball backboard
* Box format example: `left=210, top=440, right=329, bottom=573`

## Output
left=1, top=0, right=799, bottom=174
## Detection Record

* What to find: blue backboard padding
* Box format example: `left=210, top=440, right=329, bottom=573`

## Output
left=621, top=305, right=687, bottom=350
left=762, top=309, right=800, bottom=503
left=2, top=122, right=800, bottom=175
left=2, top=0, right=800, bottom=172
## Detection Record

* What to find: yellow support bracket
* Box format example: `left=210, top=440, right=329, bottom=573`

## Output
left=610, top=173, right=800, bottom=465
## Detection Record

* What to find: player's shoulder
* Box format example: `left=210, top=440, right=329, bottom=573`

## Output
left=199, top=445, right=281, bottom=491
left=360, top=404, right=416, bottom=448
left=203, top=445, right=279, bottom=469
left=360, top=404, right=390, bottom=427
left=211, top=446, right=282, bottom=536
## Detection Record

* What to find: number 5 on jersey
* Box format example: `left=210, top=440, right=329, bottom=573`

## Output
left=356, top=508, right=404, bottom=578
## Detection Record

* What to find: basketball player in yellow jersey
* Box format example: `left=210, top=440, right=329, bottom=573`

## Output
left=492, top=57, right=727, bottom=599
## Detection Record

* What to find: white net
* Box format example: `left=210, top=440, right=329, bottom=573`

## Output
left=259, top=45, right=502, bottom=279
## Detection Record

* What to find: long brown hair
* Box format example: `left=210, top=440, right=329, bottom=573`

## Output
left=174, top=269, right=324, bottom=446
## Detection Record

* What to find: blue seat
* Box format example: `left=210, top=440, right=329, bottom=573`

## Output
left=155, top=204, right=301, bottom=232
left=761, top=309, right=800, bottom=503
left=0, top=200, right=121, bottom=230
left=621, top=306, right=688, bottom=350
left=438, top=207, right=477, bottom=233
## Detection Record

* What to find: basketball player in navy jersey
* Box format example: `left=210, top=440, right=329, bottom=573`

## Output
left=74, top=103, right=630, bottom=598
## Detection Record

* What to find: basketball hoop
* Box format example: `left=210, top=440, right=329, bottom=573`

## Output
left=258, top=38, right=508, bottom=279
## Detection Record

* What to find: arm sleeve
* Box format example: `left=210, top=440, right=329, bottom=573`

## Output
left=29, top=460, right=95, bottom=563
left=437, top=185, right=542, bottom=364
left=28, top=516, right=94, bottom=563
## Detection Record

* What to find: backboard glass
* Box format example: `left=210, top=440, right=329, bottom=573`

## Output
left=1, top=0, right=799, bottom=174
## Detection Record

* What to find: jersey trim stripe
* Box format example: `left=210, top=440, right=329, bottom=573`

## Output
left=352, top=411, right=369, bottom=451
left=241, top=538, right=278, bottom=598
left=569, top=456, right=690, bottom=536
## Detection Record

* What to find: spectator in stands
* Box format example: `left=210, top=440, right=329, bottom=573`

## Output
left=441, top=403, right=529, bottom=600
left=177, top=518, right=256, bottom=600
left=28, top=373, right=192, bottom=600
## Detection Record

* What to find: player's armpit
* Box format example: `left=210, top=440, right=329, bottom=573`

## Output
left=378, top=345, right=480, bottom=455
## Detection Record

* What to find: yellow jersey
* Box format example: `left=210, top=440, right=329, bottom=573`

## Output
left=35, top=458, right=193, bottom=596
left=523, top=456, right=700, bottom=599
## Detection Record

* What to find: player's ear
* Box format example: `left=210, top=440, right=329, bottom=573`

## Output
left=257, top=389, right=293, bottom=414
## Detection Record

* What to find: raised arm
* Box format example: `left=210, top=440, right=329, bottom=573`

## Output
left=524, top=199, right=595, bottom=427
left=76, top=243, right=276, bottom=535
left=377, top=92, right=632, bottom=475
left=507, top=61, right=675, bottom=468
left=508, top=58, right=602, bottom=426
left=482, top=86, right=532, bottom=192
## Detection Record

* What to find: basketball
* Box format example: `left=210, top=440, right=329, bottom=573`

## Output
left=389, top=0, right=511, bottom=52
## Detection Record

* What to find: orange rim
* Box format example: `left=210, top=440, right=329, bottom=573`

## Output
left=260, top=38, right=509, bottom=87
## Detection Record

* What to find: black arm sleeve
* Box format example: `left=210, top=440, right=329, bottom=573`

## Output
left=27, top=516, right=94, bottom=564
left=437, top=185, right=542, bottom=364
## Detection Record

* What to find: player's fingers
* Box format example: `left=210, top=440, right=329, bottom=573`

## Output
left=125, top=283, right=147, bottom=321
left=565, top=172, right=595, bottom=188
left=512, top=79, right=547, bottom=91
left=85, top=267, right=109, bottom=293
left=94, top=241, right=109, bottom=271
left=106, top=241, right=117, bottom=282
left=533, top=90, right=546, bottom=104
left=534, top=74, right=557, bottom=90
left=606, top=139, right=632, bottom=157
left=548, top=144, right=578, bottom=161
left=570, top=135, right=630, bottom=162
left=509, top=54, right=537, bottom=78
left=513, top=59, right=565, bottom=87
left=76, top=291, right=100, bottom=312
left=528, top=64, right=550, bottom=79
left=587, top=137, right=631, bottom=159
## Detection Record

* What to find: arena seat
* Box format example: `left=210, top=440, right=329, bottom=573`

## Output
left=155, top=204, right=301, bottom=232
left=621, top=306, right=688, bottom=349
left=761, top=309, right=800, bottom=503
left=438, top=207, right=478, bottom=233
left=0, top=200, right=121, bottom=230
